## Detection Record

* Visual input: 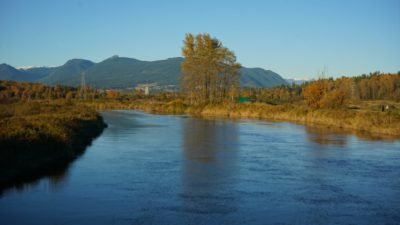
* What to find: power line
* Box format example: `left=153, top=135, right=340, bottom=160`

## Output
left=80, top=72, right=87, bottom=100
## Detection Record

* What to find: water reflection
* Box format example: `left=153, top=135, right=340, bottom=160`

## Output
left=1, top=164, right=70, bottom=197
left=182, top=118, right=239, bottom=163
left=181, top=118, right=239, bottom=217
left=305, top=126, right=348, bottom=147
left=47, top=169, right=70, bottom=192
left=304, top=124, right=400, bottom=146
left=1, top=111, right=400, bottom=224
left=0, top=117, right=106, bottom=196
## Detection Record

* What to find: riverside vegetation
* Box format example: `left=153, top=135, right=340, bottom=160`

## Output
left=83, top=71, right=400, bottom=137
left=0, top=33, right=400, bottom=189
left=85, top=34, right=400, bottom=137
left=0, top=81, right=106, bottom=189
left=84, top=97, right=400, bottom=138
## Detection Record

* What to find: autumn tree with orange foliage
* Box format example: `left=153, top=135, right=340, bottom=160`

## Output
left=181, top=33, right=241, bottom=105
left=303, top=73, right=400, bottom=109
left=320, top=77, right=353, bottom=108
left=303, top=79, right=329, bottom=109
left=357, top=73, right=400, bottom=100
left=303, top=78, right=353, bottom=109
left=105, top=90, right=119, bottom=99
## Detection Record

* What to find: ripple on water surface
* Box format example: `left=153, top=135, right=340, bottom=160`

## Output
left=0, top=110, right=399, bottom=225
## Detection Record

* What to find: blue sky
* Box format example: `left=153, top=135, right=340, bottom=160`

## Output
left=0, top=0, right=399, bottom=79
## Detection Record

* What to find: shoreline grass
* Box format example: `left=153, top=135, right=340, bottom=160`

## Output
left=0, top=101, right=107, bottom=190
left=83, top=100, right=400, bottom=138
left=1, top=98, right=398, bottom=191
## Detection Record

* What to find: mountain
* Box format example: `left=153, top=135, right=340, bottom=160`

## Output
left=0, top=63, right=32, bottom=82
left=239, top=67, right=287, bottom=88
left=82, top=56, right=183, bottom=88
left=22, top=67, right=57, bottom=80
left=0, top=57, right=288, bottom=88
left=39, top=59, right=95, bottom=85
left=0, top=64, right=58, bottom=82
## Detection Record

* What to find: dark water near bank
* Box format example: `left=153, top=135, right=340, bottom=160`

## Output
left=1, top=110, right=399, bottom=225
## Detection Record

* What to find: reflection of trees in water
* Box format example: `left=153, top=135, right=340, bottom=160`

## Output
left=303, top=126, right=350, bottom=221
left=182, top=118, right=239, bottom=164
left=305, top=126, right=348, bottom=147
left=181, top=118, right=239, bottom=217
left=48, top=169, right=70, bottom=192
left=1, top=164, right=71, bottom=197
left=305, top=124, right=399, bottom=147
left=0, top=112, right=107, bottom=196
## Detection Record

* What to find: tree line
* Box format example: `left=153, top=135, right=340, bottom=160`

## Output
left=179, top=33, right=400, bottom=109
left=0, top=80, right=181, bottom=103
left=0, top=80, right=105, bottom=102
left=248, top=72, right=400, bottom=108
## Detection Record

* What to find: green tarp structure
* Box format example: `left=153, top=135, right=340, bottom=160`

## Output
left=238, top=97, right=252, bottom=103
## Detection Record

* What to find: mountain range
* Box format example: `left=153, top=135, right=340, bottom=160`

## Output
left=0, top=56, right=288, bottom=89
left=285, top=78, right=309, bottom=85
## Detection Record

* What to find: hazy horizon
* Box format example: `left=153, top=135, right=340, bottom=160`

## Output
left=0, top=0, right=399, bottom=79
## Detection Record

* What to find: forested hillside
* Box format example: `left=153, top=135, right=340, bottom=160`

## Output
left=0, top=57, right=288, bottom=89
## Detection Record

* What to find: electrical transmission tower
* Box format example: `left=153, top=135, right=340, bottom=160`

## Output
left=80, top=72, right=87, bottom=100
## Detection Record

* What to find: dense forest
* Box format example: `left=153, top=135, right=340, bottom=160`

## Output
left=243, top=72, right=400, bottom=107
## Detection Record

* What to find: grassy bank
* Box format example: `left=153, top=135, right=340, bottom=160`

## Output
left=82, top=99, right=188, bottom=114
left=0, top=100, right=106, bottom=189
left=83, top=100, right=400, bottom=137
left=195, top=103, right=400, bottom=136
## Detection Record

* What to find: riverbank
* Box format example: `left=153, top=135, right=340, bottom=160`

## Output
left=83, top=100, right=400, bottom=137
left=194, top=103, right=400, bottom=137
left=0, top=101, right=107, bottom=190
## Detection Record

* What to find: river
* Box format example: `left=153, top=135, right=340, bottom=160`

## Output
left=1, top=110, right=399, bottom=225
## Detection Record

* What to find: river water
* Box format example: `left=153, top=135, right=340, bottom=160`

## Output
left=1, top=110, right=399, bottom=225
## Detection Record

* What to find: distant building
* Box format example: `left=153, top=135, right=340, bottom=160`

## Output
left=135, top=83, right=157, bottom=94
left=134, top=83, right=178, bottom=94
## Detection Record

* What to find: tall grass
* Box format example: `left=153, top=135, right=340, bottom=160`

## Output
left=0, top=100, right=106, bottom=189
left=84, top=100, right=400, bottom=137
left=196, top=103, right=400, bottom=136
